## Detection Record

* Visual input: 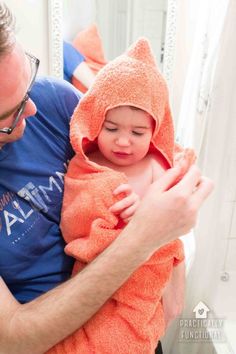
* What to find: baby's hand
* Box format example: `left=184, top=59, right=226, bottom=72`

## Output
left=109, top=184, right=140, bottom=223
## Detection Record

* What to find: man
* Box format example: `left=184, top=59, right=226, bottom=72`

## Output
left=0, top=3, right=213, bottom=354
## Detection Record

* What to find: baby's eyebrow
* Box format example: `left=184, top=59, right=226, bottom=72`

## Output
left=130, top=123, right=154, bottom=130
left=104, top=120, right=119, bottom=127
left=132, top=126, right=150, bottom=129
left=104, top=120, right=117, bottom=124
left=104, top=120, right=151, bottom=129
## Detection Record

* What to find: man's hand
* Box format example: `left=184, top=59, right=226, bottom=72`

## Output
left=128, top=165, right=214, bottom=253
left=109, top=184, right=140, bottom=223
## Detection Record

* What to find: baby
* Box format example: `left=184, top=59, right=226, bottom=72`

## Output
left=47, top=38, right=194, bottom=354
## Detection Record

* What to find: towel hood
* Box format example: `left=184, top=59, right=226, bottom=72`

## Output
left=70, top=37, right=175, bottom=167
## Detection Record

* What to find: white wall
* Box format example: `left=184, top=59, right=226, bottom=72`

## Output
left=63, top=0, right=96, bottom=41
left=6, top=0, right=49, bottom=75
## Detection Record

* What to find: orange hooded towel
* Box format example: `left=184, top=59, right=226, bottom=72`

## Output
left=47, top=38, right=192, bottom=354
left=72, top=24, right=108, bottom=93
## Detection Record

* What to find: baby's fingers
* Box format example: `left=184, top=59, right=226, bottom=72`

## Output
left=109, top=193, right=136, bottom=214
left=120, top=201, right=140, bottom=222
left=113, top=183, right=132, bottom=196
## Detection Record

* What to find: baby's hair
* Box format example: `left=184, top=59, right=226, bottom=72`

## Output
left=129, top=105, right=155, bottom=130
left=129, top=105, right=146, bottom=112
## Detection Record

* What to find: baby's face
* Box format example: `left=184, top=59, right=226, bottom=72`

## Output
left=97, top=106, right=154, bottom=166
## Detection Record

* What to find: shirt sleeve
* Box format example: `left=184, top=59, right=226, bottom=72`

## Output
left=63, top=41, right=85, bottom=82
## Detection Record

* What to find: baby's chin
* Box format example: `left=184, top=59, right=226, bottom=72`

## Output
left=109, top=156, right=142, bottom=167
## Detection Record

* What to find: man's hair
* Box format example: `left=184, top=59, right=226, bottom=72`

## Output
left=0, top=2, right=15, bottom=57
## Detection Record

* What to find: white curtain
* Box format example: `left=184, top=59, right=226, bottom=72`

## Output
left=176, top=0, right=229, bottom=149
left=163, top=0, right=235, bottom=353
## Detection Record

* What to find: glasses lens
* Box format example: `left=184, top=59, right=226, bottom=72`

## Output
left=26, top=53, right=40, bottom=91
left=10, top=95, right=29, bottom=132
left=0, top=53, right=40, bottom=134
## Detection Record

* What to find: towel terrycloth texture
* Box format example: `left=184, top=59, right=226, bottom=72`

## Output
left=72, top=24, right=107, bottom=93
left=47, top=38, right=194, bottom=354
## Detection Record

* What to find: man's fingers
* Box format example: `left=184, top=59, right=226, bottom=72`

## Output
left=149, top=167, right=183, bottom=193
left=171, top=165, right=201, bottom=194
left=191, top=176, right=214, bottom=207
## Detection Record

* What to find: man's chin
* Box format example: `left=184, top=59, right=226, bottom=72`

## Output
left=0, top=121, right=26, bottom=147
left=12, top=124, right=26, bottom=142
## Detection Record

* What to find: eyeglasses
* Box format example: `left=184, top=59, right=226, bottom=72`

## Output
left=0, top=52, right=40, bottom=135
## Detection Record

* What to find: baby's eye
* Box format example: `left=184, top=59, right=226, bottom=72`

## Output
left=105, top=127, right=117, bottom=132
left=132, top=131, right=144, bottom=136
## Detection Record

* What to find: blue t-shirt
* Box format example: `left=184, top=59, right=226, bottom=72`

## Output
left=63, top=41, right=85, bottom=82
left=0, top=77, right=81, bottom=303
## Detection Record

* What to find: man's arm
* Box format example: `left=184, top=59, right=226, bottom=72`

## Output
left=73, top=61, right=95, bottom=89
left=0, top=166, right=213, bottom=354
left=0, top=230, right=152, bottom=354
